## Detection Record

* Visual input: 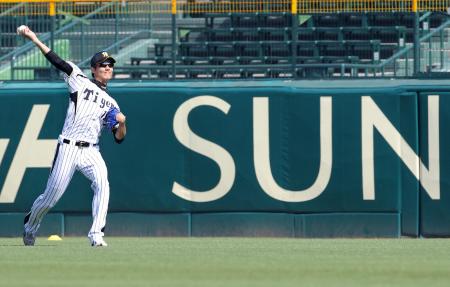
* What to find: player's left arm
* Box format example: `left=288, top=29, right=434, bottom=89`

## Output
left=113, top=112, right=126, bottom=144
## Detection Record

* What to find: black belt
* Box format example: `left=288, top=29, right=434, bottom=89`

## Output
left=62, top=138, right=97, bottom=148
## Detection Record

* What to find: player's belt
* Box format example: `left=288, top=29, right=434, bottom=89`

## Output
left=62, top=138, right=97, bottom=148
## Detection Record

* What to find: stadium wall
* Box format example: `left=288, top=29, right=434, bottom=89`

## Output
left=0, top=79, right=449, bottom=238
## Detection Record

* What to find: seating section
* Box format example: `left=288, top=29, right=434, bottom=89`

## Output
left=128, top=12, right=447, bottom=79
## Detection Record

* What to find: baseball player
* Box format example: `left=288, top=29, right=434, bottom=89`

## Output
left=18, top=26, right=127, bottom=247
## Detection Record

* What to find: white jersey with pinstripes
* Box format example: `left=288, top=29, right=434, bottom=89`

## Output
left=62, top=62, right=119, bottom=144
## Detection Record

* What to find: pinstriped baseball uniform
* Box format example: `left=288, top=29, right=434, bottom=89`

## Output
left=24, top=61, right=120, bottom=243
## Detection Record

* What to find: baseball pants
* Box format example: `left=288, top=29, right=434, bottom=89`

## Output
left=24, top=139, right=110, bottom=238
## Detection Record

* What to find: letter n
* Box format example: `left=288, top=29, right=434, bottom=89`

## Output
left=361, top=96, right=439, bottom=200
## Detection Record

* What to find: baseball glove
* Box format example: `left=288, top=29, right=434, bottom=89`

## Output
left=104, top=107, right=120, bottom=130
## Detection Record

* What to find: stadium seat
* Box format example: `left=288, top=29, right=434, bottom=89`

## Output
left=127, top=8, right=449, bottom=79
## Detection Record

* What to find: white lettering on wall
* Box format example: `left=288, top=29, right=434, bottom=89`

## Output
left=172, top=96, right=236, bottom=202
left=0, top=105, right=57, bottom=203
left=253, top=97, right=332, bottom=202
left=361, top=96, right=439, bottom=200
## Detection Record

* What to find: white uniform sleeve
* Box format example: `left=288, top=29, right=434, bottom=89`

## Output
left=111, top=99, right=120, bottom=112
left=63, top=61, right=89, bottom=93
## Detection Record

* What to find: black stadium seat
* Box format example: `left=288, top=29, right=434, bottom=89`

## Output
left=129, top=8, right=442, bottom=79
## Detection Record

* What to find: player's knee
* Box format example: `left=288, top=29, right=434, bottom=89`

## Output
left=91, top=183, right=110, bottom=195
left=41, top=187, right=64, bottom=209
left=100, top=183, right=110, bottom=194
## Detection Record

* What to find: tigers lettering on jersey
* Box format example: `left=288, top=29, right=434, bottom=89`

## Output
left=82, top=88, right=116, bottom=109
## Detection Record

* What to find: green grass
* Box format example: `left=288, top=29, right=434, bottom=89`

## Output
left=1, top=237, right=450, bottom=287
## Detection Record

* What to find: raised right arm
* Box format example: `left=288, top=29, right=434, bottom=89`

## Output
left=20, top=26, right=73, bottom=76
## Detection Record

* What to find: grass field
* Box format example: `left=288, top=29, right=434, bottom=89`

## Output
left=1, top=237, right=450, bottom=287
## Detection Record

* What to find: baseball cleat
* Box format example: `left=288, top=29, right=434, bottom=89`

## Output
left=90, top=238, right=108, bottom=247
left=23, top=231, right=36, bottom=246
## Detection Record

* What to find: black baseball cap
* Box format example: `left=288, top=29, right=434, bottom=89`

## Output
left=90, top=51, right=116, bottom=67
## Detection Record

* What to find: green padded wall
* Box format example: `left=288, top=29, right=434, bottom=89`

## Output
left=0, top=80, right=449, bottom=237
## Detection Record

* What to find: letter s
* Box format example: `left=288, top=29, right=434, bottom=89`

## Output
left=172, top=96, right=235, bottom=202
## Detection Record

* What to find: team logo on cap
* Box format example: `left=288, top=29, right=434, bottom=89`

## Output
left=102, top=52, right=109, bottom=57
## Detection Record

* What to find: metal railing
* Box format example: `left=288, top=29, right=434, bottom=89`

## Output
left=0, top=0, right=152, bottom=80
left=1, top=1, right=450, bottom=80
left=1, top=1, right=450, bottom=15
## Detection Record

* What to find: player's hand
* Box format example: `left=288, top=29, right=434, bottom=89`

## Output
left=116, top=112, right=126, bottom=124
left=18, top=26, right=37, bottom=42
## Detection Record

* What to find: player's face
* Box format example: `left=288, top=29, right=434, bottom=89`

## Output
left=92, top=62, right=114, bottom=83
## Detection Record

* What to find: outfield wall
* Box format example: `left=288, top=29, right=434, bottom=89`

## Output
left=0, top=80, right=449, bottom=237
